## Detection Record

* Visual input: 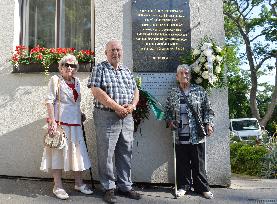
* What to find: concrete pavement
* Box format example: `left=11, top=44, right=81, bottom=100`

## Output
left=0, top=176, right=276, bottom=204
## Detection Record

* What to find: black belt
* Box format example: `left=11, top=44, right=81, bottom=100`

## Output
left=95, top=106, right=115, bottom=112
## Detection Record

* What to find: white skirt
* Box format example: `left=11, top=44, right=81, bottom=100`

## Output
left=40, top=125, right=92, bottom=172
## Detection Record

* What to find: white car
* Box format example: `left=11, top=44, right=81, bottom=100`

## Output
left=230, top=118, right=262, bottom=141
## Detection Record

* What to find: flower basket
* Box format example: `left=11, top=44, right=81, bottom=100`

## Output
left=12, top=62, right=91, bottom=73
left=12, top=63, right=43, bottom=73
left=12, top=63, right=58, bottom=73
left=10, top=45, right=94, bottom=73
left=78, top=62, right=92, bottom=72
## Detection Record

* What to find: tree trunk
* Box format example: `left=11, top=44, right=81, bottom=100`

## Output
left=243, top=35, right=261, bottom=120
left=260, top=58, right=277, bottom=126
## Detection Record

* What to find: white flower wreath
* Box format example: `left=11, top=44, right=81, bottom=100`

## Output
left=183, top=38, right=225, bottom=90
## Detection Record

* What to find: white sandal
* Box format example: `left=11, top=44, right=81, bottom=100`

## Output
left=74, top=184, right=93, bottom=195
left=53, top=187, right=69, bottom=200
left=176, top=189, right=186, bottom=197
left=203, top=191, right=214, bottom=199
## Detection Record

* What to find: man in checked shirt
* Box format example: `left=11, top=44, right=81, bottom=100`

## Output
left=87, top=39, right=140, bottom=204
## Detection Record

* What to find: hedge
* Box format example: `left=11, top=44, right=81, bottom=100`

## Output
left=230, top=142, right=269, bottom=176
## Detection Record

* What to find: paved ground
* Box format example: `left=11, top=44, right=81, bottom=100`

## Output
left=0, top=176, right=276, bottom=204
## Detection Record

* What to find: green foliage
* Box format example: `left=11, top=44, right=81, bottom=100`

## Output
left=228, top=74, right=251, bottom=118
left=230, top=142, right=245, bottom=160
left=225, top=45, right=251, bottom=118
left=257, top=82, right=277, bottom=134
left=230, top=142, right=269, bottom=176
left=132, top=90, right=150, bottom=132
left=179, top=50, right=195, bottom=66
left=267, top=121, right=277, bottom=136
left=224, top=0, right=276, bottom=128
left=224, top=0, right=276, bottom=63
left=261, top=3, right=277, bottom=42
left=225, top=45, right=240, bottom=73
left=261, top=144, right=277, bottom=178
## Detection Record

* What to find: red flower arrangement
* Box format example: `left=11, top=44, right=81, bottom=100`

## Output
left=132, top=89, right=151, bottom=132
left=132, top=76, right=165, bottom=132
left=10, top=45, right=94, bottom=69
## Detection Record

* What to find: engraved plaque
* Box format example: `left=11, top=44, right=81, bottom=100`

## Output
left=132, top=0, right=191, bottom=72
left=136, top=73, right=176, bottom=105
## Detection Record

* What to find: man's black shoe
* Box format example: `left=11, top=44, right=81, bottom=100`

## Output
left=117, top=189, right=141, bottom=200
left=103, top=189, right=117, bottom=204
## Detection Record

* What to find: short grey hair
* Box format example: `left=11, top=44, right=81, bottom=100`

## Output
left=58, top=54, right=79, bottom=71
left=176, top=64, right=192, bottom=74
left=105, top=39, right=122, bottom=51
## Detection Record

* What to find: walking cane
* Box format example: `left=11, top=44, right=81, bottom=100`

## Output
left=172, top=129, right=178, bottom=199
left=81, top=121, right=96, bottom=190
left=172, top=113, right=178, bottom=199
left=204, top=136, right=207, bottom=172
left=204, top=124, right=210, bottom=172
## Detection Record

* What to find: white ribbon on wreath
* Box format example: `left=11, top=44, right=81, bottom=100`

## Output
left=201, top=43, right=214, bottom=84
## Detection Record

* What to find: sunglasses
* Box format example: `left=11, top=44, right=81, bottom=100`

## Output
left=64, top=63, right=77, bottom=69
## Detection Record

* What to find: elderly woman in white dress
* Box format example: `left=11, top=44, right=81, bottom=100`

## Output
left=40, top=54, right=93, bottom=199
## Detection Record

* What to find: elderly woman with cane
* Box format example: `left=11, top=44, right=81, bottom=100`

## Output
left=40, top=54, right=93, bottom=199
left=165, top=64, right=215, bottom=199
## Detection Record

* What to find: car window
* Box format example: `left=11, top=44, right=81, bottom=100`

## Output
left=232, top=120, right=259, bottom=131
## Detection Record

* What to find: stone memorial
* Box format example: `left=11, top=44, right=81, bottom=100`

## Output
left=132, top=0, right=190, bottom=72
left=0, top=0, right=230, bottom=187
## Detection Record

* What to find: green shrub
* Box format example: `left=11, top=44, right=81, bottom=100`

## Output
left=261, top=144, right=277, bottom=178
left=230, top=142, right=244, bottom=157
left=230, top=142, right=269, bottom=176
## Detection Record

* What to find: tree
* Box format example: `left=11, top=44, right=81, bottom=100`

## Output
left=224, top=0, right=277, bottom=126
left=226, top=45, right=251, bottom=118
left=257, top=82, right=277, bottom=134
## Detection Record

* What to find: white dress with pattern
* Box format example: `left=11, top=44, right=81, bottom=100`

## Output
left=40, top=75, right=91, bottom=172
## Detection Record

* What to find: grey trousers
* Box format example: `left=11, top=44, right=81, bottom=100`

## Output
left=94, top=108, right=134, bottom=191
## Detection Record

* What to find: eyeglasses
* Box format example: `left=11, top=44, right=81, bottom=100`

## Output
left=64, top=63, right=77, bottom=69
left=108, top=48, right=122, bottom=53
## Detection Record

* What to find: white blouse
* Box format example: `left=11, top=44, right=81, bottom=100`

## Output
left=45, top=75, right=82, bottom=125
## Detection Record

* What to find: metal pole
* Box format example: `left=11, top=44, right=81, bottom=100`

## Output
left=204, top=136, right=207, bottom=174
left=172, top=112, right=178, bottom=199
left=172, top=130, right=177, bottom=199
left=81, top=122, right=95, bottom=190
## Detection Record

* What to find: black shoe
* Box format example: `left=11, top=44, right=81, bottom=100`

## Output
left=117, top=189, right=141, bottom=200
left=103, top=189, right=117, bottom=204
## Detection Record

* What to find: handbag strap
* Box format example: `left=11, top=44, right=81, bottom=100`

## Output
left=180, top=89, right=204, bottom=128
left=57, top=78, right=61, bottom=126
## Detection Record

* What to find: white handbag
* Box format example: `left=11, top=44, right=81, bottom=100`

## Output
left=44, top=78, right=67, bottom=149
